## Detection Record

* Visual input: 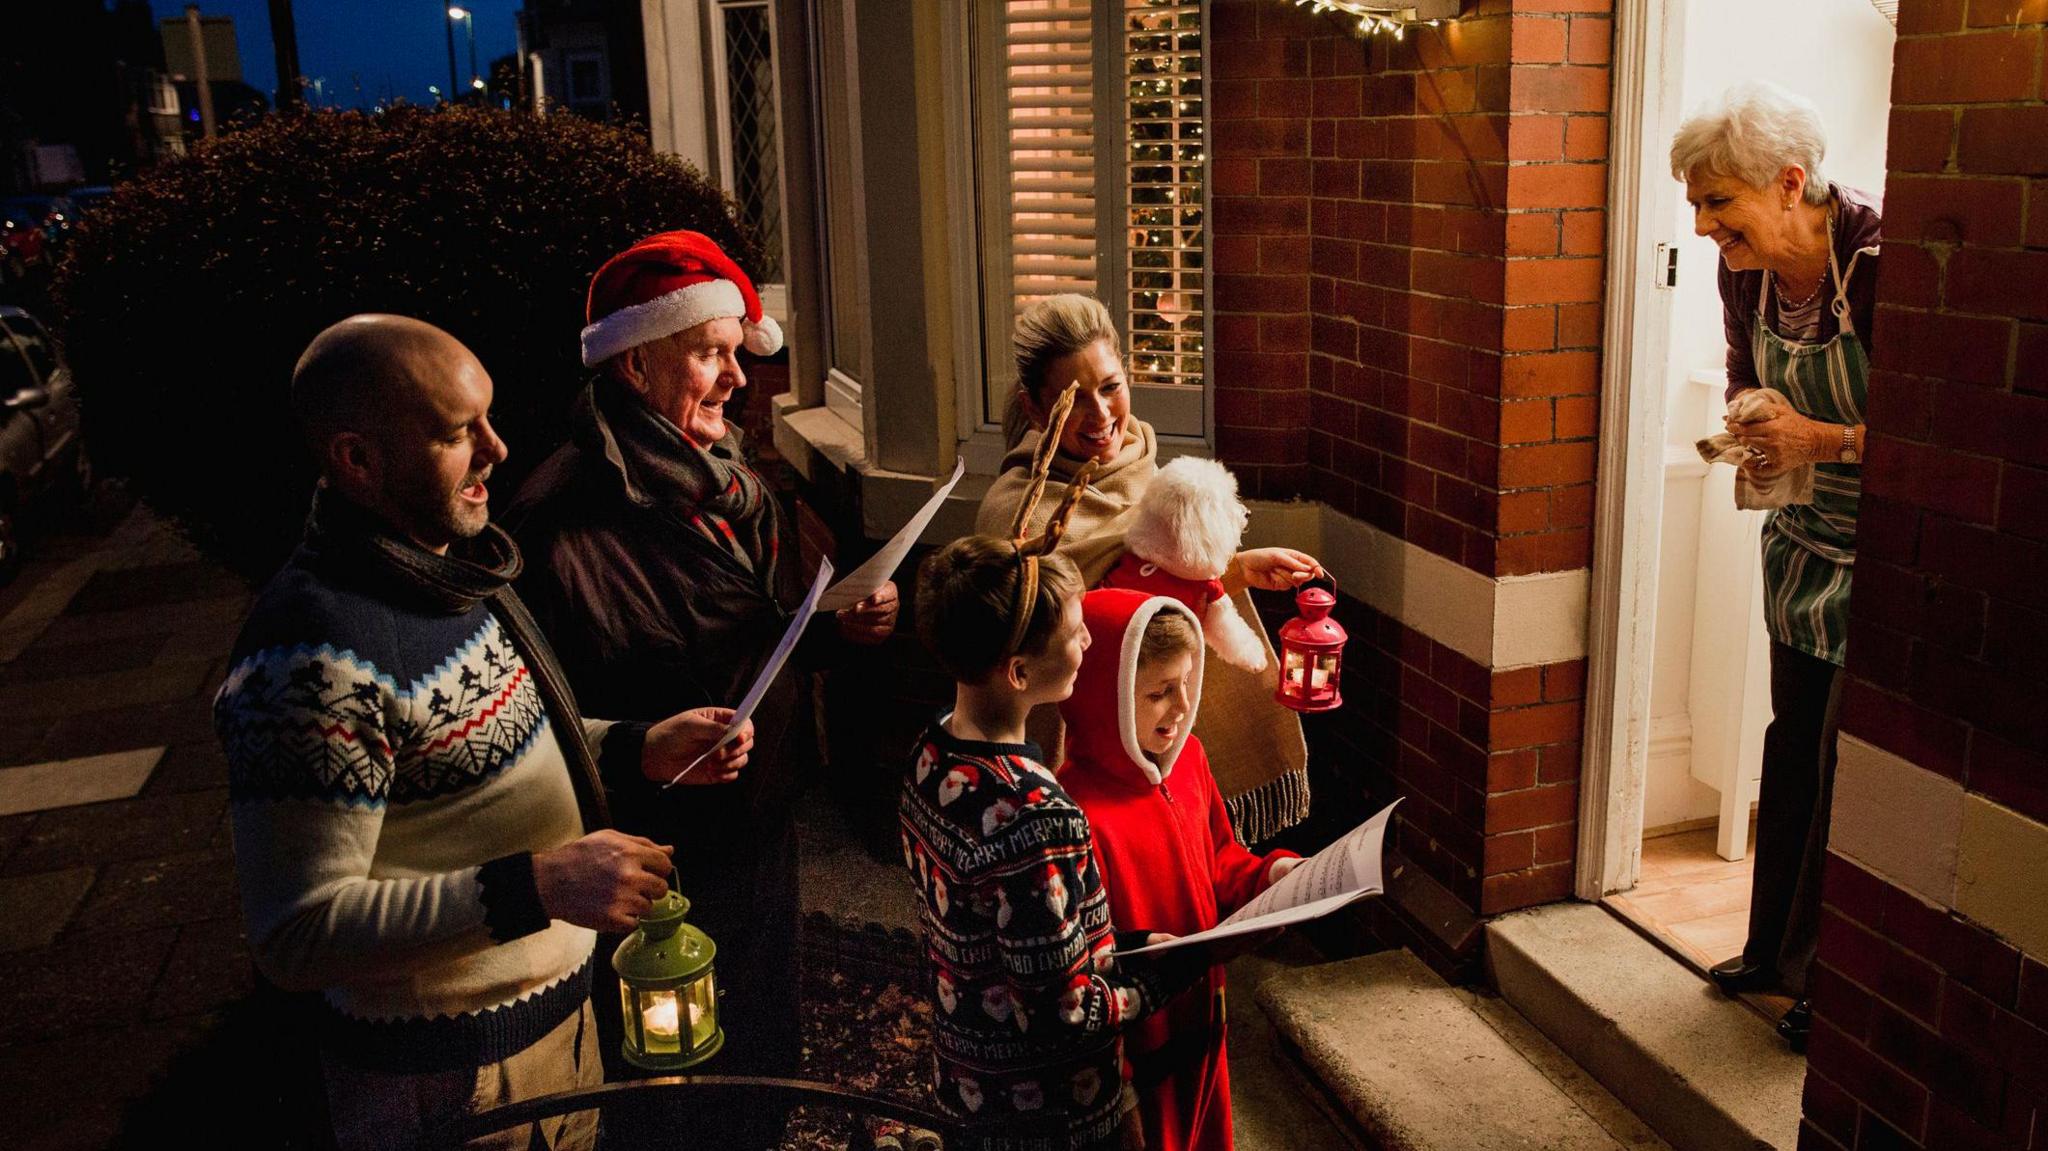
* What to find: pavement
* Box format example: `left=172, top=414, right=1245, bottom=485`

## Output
left=0, top=498, right=254, bottom=1151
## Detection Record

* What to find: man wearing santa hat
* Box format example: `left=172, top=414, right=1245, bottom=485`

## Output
left=506, top=230, right=897, bottom=1140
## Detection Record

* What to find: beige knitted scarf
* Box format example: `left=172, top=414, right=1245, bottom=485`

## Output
left=975, top=419, right=1311, bottom=843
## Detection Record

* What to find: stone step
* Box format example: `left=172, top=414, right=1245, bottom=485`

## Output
left=1485, top=902, right=1805, bottom=1151
left=1227, top=941, right=1371, bottom=1151
left=1257, top=948, right=1672, bottom=1151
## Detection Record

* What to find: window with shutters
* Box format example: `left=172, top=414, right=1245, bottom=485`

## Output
left=970, top=0, right=1208, bottom=442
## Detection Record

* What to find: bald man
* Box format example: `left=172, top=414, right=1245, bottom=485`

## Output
left=214, top=315, right=754, bottom=1151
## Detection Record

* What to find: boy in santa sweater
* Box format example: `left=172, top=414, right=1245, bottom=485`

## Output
left=1058, top=589, right=1303, bottom=1151
left=901, top=536, right=1207, bottom=1151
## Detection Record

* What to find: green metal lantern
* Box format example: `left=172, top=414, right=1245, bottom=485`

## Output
left=612, top=872, right=723, bottom=1070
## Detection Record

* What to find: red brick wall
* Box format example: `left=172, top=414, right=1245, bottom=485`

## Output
left=1210, top=0, right=1608, bottom=914
left=1294, top=591, right=1585, bottom=914
left=1803, top=1, right=2048, bottom=1147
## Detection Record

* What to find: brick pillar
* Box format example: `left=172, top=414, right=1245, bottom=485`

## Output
left=1799, top=2, right=2048, bottom=1148
left=1210, top=0, right=1610, bottom=919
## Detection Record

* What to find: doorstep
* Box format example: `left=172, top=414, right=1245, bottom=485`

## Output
left=1486, top=901, right=1805, bottom=1151
left=1257, top=947, right=1671, bottom=1150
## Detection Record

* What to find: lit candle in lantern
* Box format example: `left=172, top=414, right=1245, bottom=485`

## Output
left=643, top=995, right=680, bottom=1040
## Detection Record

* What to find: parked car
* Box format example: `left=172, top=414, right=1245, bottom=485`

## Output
left=0, top=195, right=79, bottom=255
left=0, top=306, right=84, bottom=583
left=0, top=201, right=49, bottom=266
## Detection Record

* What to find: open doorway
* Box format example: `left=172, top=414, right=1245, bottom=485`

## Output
left=1580, top=0, right=1894, bottom=983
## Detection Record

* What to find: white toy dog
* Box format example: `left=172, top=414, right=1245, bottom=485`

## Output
left=1100, top=456, right=1270, bottom=672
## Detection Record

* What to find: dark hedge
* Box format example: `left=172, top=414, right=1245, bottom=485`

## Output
left=54, top=106, right=760, bottom=577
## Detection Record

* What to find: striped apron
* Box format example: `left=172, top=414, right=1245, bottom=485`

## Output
left=1752, top=240, right=1869, bottom=667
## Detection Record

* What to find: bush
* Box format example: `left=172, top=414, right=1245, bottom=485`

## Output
left=54, top=106, right=760, bottom=576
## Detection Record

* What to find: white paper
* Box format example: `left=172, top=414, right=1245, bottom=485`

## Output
left=1117, top=798, right=1401, bottom=957
left=816, top=457, right=966, bottom=613
left=660, top=558, right=834, bottom=789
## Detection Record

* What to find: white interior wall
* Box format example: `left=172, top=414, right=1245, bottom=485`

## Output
left=1643, top=0, right=1894, bottom=836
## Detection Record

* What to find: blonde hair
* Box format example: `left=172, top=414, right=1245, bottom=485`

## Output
left=1006, top=294, right=1119, bottom=448
left=916, top=536, right=1084, bottom=684
left=1670, top=81, right=1831, bottom=204
left=1138, top=608, right=1200, bottom=669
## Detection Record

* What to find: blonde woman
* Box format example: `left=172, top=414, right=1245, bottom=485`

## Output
left=974, top=294, right=1324, bottom=841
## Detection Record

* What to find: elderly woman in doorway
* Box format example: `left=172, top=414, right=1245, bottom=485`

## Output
left=1672, top=81, right=1879, bottom=1052
left=973, top=293, right=1325, bottom=841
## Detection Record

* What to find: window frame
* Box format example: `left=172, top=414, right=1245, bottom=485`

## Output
left=953, top=0, right=1214, bottom=459
left=707, top=0, right=790, bottom=320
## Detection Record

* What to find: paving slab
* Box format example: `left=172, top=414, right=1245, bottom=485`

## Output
left=1487, top=902, right=1804, bottom=1151
left=0, top=657, right=216, bottom=723
left=62, top=561, right=243, bottom=615
left=141, top=740, right=231, bottom=795
left=0, top=925, right=179, bottom=1045
left=0, top=866, right=95, bottom=952
left=1, top=630, right=174, bottom=683
left=67, top=849, right=241, bottom=934
left=149, top=916, right=254, bottom=1021
left=3, top=787, right=228, bottom=874
left=0, top=746, right=164, bottom=816
left=1259, top=949, right=1653, bottom=1150
left=30, top=593, right=249, bottom=652
left=36, top=698, right=221, bottom=763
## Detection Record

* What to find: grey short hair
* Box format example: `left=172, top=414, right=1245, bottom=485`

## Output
left=1005, top=293, right=1119, bottom=447
left=1670, top=81, right=1831, bottom=204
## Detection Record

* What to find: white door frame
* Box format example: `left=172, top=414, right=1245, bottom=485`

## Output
left=1575, top=0, right=1689, bottom=900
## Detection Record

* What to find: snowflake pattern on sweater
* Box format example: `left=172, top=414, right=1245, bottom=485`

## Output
left=899, top=720, right=1166, bottom=1150
left=217, top=621, right=548, bottom=807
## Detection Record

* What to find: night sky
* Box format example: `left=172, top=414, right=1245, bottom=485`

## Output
left=151, top=0, right=521, bottom=109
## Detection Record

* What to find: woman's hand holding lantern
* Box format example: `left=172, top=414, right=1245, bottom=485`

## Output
left=1231, top=547, right=1326, bottom=592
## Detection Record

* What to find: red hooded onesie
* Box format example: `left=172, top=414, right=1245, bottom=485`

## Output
left=1058, top=589, right=1297, bottom=1151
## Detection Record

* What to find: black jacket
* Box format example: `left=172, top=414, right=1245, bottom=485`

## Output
left=503, top=380, right=823, bottom=851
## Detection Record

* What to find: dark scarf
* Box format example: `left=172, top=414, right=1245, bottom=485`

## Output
left=303, top=487, right=612, bottom=829
left=577, top=378, right=780, bottom=589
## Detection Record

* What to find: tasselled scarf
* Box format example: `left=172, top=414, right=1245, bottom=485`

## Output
left=580, top=378, right=780, bottom=589
left=302, top=486, right=612, bottom=829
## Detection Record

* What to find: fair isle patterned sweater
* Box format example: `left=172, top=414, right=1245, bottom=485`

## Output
left=216, top=554, right=638, bottom=1073
left=899, top=719, right=1184, bottom=1151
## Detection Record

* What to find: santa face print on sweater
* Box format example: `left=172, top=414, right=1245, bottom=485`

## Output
left=897, top=718, right=1156, bottom=1148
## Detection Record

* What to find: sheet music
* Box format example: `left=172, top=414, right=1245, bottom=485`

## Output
left=816, top=458, right=966, bottom=613
left=1117, top=799, right=1401, bottom=957
left=661, top=558, right=834, bottom=789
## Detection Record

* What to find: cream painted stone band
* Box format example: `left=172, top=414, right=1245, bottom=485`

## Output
left=1831, top=733, right=2048, bottom=960
left=1244, top=501, right=1590, bottom=672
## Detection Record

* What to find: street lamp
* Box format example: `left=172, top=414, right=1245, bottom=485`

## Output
left=449, top=5, right=478, bottom=101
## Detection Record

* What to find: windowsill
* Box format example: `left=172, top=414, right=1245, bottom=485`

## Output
left=772, top=393, right=991, bottom=544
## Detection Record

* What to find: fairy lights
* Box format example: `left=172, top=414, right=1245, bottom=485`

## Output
left=1290, top=0, right=1449, bottom=39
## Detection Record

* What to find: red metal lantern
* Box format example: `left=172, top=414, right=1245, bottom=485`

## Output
left=1275, top=584, right=1346, bottom=712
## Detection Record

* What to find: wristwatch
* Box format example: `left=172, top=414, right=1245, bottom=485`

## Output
left=1839, top=424, right=1860, bottom=464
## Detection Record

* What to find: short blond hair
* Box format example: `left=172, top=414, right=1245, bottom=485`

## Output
left=916, top=535, right=1084, bottom=684
left=1670, top=81, right=1831, bottom=204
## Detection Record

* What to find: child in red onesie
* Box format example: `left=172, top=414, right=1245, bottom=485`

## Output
left=1057, top=589, right=1302, bottom=1151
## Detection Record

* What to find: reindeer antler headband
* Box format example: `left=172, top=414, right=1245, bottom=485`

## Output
left=1002, top=381, right=1100, bottom=657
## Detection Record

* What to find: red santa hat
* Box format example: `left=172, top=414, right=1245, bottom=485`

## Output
left=579, top=229, right=784, bottom=366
